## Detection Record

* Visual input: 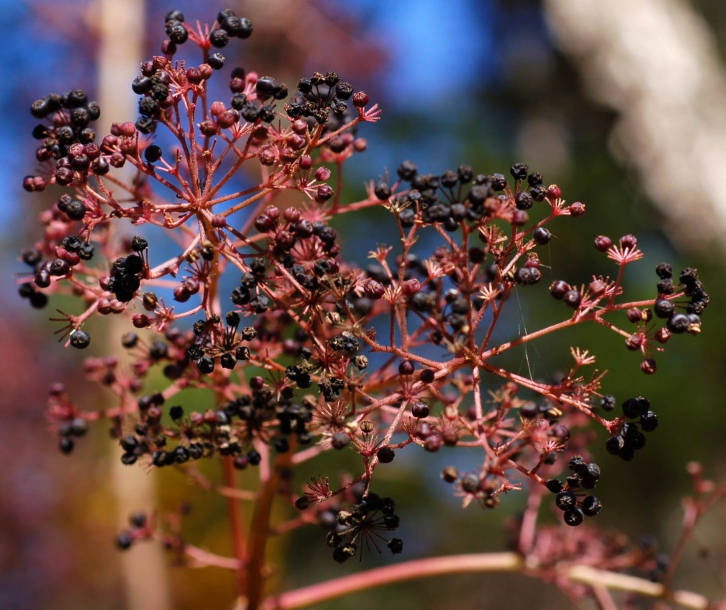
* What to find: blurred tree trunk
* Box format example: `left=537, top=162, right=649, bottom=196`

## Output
left=545, top=0, right=726, bottom=254
left=97, top=1, right=171, bottom=608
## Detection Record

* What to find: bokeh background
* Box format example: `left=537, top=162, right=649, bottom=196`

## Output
left=1, top=0, right=724, bottom=608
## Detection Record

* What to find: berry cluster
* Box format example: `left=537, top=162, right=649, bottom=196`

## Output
left=116, top=512, right=149, bottom=551
left=376, top=161, right=558, bottom=235
left=25, top=89, right=103, bottom=191
left=107, top=238, right=148, bottom=303
left=605, top=396, right=658, bottom=461
left=285, top=71, right=355, bottom=126
left=652, top=265, right=708, bottom=333
left=547, top=456, right=602, bottom=526
left=317, top=492, right=403, bottom=563
left=16, top=9, right=711, bottom=604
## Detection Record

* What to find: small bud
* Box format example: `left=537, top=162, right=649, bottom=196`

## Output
left=353, top=91, right=369, bottom=107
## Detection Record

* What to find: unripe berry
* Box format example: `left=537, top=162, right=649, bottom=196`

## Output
left=594, top=235, right=612, bottom=252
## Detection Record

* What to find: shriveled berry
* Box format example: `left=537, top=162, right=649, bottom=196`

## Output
left=515, top=191, right=533, bottom=210
left=510, top=163, right=528, bottom=180
left=546, top=479, right=564, bottom=493
left=656, top=262, right=673, bottom=279
left=600, top=395, right=616, bottom=411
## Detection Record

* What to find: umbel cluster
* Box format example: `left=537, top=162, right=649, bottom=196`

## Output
left=18, top=6, right=709, bottom=566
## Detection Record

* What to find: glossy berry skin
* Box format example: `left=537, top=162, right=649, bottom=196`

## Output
left=116, top=531, right=133, bottom=550
left=398, top=359, right=415, bottom=375
left=533, top=227, right=551, bottom=245
left=654, top=298, right=674, bottom=319
left=59, top=437, right=74, bottom=454
left=549, top=280, right=569, bottom=300
left=377, top=446, right=395, bottom=463
left=605, top=435, right=625, bottom=455
left=564, top=507, right=585, bottom=526
left=196, top=355, right=215, bottom=374
left=411, top=401, right=430, bottom=418
left=70, top=329, right=91, bottom=349
left=667, top=313, right=689, bottom=334
left=640, top=411, right=659, bottom=432
left=563, top=290, right=581, bottom=308
left=209, top=28, right=229, bottom=47
left=555, top=490, right=577, bottom=511
left=581, top=495, right=602, bottom=517
left=622, top=396, right=649, bottom=419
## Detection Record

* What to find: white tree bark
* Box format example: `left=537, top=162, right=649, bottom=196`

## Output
left=96, top=0, right=171, bottom=608
left=545, top=0, right=726, bottom=253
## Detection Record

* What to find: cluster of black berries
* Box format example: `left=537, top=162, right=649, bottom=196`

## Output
left=57, top=415, right=88, bottom=454
left=106, top=237, right=147, bottom=303
left=139, top=384, right=311, bottom=467
left=19, top=228, right=96, bottom=311
left=285, top=335, right=365, bottom=397
left=209, top=8, right=253, bottom=48
left=284, top=348, right=316, bottom=390
left=132, top=60, right=173, bottom=134
left=25, top=89, right=104, bottom=190
left=186, top=312, right=257, bottom=375
left=116, top=512, right=148, bottom=551
left=319, top=493, right=403, bottom=563
left=162, top=9, right=189, bottom=51
left=605, top=396, right=658, bottom=461
left=547, top=456, right=603, bottom=526
left=285, top=71, right=355, bottom=125
left=61, top=235, right=95, bottom=260
left=652, top=264, right=708, bottom=335
left=17, top=277, right=48, bottom=309
left=230, top=271, right=273, bottom=315
left=258, top=207, right=343, bottom=266
left=377, top=161, right=551, bottom=233
left=225, top=68, right=287, bottom=127
left=227, top=73, right=287, bottom=125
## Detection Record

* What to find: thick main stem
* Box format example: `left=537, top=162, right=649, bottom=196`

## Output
left=246, top=451, right=292, bottom=610
left=223, top=457, right=248, bottom=597
left=261, top=553, right=711, bottom=610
